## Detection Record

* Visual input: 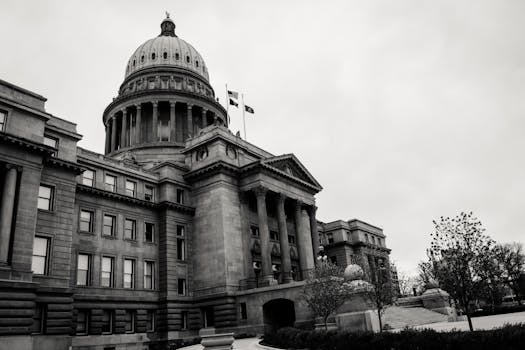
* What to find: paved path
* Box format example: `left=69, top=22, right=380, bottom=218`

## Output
left=179, top=337, right=263, bottom=350
left=409, top=311, right=525, bottom=331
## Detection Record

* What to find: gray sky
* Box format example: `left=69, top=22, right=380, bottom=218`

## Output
left=1, top=0, right=524, bottom=275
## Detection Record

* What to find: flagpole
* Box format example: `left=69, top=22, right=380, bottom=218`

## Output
left=225, top=83, right=229, bottom=124
left=242, top=93, right=247, bottom=140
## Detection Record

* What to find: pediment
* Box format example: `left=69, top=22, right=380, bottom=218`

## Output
left=261, top=154, right=322, bottom=190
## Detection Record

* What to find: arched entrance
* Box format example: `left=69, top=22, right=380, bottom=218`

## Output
left=263, top=299, right=295, bottom=334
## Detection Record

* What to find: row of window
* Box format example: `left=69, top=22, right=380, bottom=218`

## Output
left=250, top=225, right=296, bottom=245
left=0, top=109, right=6, bottom=131
left=131, top=51, right=201, bottom=69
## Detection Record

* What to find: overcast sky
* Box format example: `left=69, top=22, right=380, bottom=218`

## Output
left=1, top=0, right=524, bottom=275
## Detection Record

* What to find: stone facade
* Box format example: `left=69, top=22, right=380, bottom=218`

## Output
left=0, top=16, right=391, bottom=350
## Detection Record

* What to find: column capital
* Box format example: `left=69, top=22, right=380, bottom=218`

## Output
left=187, top=104, right=193, bottom=110
left=307, top=205, right=317, bottom=216
left=295, top=199, right=304, bottom=210
left=121, top=108, right=127, bottom=115
left=170, top=101, right=176, bottom=108
left=4, top=163, right=21, bottom=172
left=135, top=104, right=142, bottom=110
left=152, top=101, right=158, bottom=107
left=277, top=193, right=287, bottom=206
left=254, top=186, right=268, bottom=198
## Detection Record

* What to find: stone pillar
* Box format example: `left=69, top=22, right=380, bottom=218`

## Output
left=110, top=115, right=117, bottom=152
left=186, top=104, right=193, bottom=139
left=135, top=104, right=142, bottom=144
left=120, top=109, right=127, bottom=148
left=152, top=101, right=158, bottom=142
left=255, top=187, right=273, bottom=282
left=201, top=108, right=207, bottom=129
left=213, top=114, right=218, bottom=126
left=105, top=122, right=111, bottom=154
left=240, top=192, right=254, bottom=281
left=170, top=101, right=176, bottom=142
left=0, top=166, right=18, bottom=264
left=276, top=194, right=292, bottom=283
left=295, top=200, right=315, bottom=279
left=308, top=205, right=321, bottom=263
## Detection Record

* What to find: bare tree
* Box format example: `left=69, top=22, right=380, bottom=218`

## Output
left=364, top=260, right=395, bottom=332
left=476, top=246, right=505, bottom=312
left=428, top=211, right=495, bottom=331
left=496, top=242, right=525, bottom=305
left=301, top=258, right=354, bottom=330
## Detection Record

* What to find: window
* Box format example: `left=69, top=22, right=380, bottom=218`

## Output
left=82, top=169, right=95, bottom=187
left=144, top=185, right=154, bottom=201
left=38, top=185, right=53, bottom=210
left=146, top=310, right=155, bottom=332
left=31, top=304, right=46, bottom=334
left=144, top=261, right=155, bottom=289
left=250, top=225, right=259, bottom=237
left=176, top=189, right=184, bottom=204
left=291, top=265, right=298, bottom=281
left=372, top=236, right=376, bottom=245
left=330, top=256, right=338, bottom=265
left=101, top=256, right=114, bottom=287
left=177, top=278, right=186, bottom=296
left=0, top=110, right=6, bottom=131
left=186, top=56, right=190, bottom=63
left=240, top=303, right=247, bottom=320
left=160, top=119, right=169, bottom=141
left=327, top=232, right=334, bottom=244
left=288, top=235, right=296, bottom=245
left=103, top=215, right=116, bottom=236
left=365, top=234, right=369, bottom=243
left=175, top=52, right=180, bottom=60
left=104, top=174, right=116, bottom=192
left=124, top=310, right=135, bottom=333
left=181, top=311, right=188, bottom=330
left=163, top=52, right=168, bottom=59
left=125, top=180, right=136, bottom=197
left=195, top=60, right=199, bottom=67
left=123, top=259, right=135, bottom=289
left=76, top=310, right=89, bottom=335
left=176, top=225, right=185, bottom=260
left=141, top=55, right=145, bottom=63
left=124, top=219, right=136, bottom=240
left=151, top=52, right=156, bottom=60
left=32, top=236, right=50, bottom=275
left=80, top=210, right=94, bottom=232
left=77, top=253, right=91, bottom=286
left=270, top=231, right=279, bottom=241
left=101, top=310, right=113, bottom=334
left=43, top=135, right=58, bottom=156
left=145, top=222, right=155, bottom=243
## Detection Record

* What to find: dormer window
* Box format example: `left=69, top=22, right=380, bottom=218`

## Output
left=175, top=53, right=179, bottom=60
left=141, top=55, right=145, bottom=63
left=133, top=59, right=136, bottom=67
left=186, top=56, right=190, bottom=63
left=195, top=60, right=199, bottom=67
left=151, top=52, right=156, bottom=60
left=163, top=52, right=168, bottom=59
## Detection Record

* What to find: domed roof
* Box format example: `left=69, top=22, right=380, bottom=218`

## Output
left=125, top=15, right=209, bottom=81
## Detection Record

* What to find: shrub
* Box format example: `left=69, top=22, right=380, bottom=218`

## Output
left=264, top=324, right=525, bottom=350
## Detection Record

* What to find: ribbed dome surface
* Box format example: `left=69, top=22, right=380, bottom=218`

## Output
left=125, top=19, right=209, bottom=81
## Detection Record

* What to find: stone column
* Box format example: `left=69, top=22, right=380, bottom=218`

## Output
left=110, top=115, right=117, bottom=152
left=255, top=187, right=273, bottom=282
left=308, top=205, right=321, bottom=263
left=201, top=108, right=207, bottom=129
left=0, top=166, right=18, bottom=264
left=104, top=122, right=111, bottom=154
left=240, top=192, right=254, bottom=281
left=170, top=101, right=176, bottom=142
left=152, top=101, right=158, bottom=142
left=135, top=104, right=142, bottom=144
left=295, top=200, right=315, bottom=279
left=186, top=104, right=193, bottom=139
left=120, top=109, right=127, bottom=148
left=276, top=194, right=292, bottom=283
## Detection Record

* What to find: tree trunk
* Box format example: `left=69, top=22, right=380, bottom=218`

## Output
left=377, top=308, right=383, bottom=333
left=324, top=316, right=328, bottom=331
left=466, top=312, right=474, bottom=331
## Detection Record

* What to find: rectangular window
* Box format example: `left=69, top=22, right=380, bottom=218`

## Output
left=80, top=210, right=94, bottom=232
left=101, top=256, right=114, bottom=287
left=125, top=180, right=136, bottom=197
left=31, top=304, right=46, bottom=334
left=145, top=223, right=155, bottom=243
left=124, top=219, right=136, bottom=240
left=146, top=310, right=155, bottom=332
left=124, top=310, right=135, bottom=333
left=43, top=135, right=58, bottom=156
left=123, top=258, right=135, bottom=289
left=177, top=278, right=186, bottom=296
left=288, top=235, right=296, bottom=245
left=144, top=185, right=154, bottom=201
left=38, top=185, right=54, bottom=210
left=270, top=230, right=279, bottom=241
left=32, top=236, right=50, bottom=275
left=77, top=253, right=91, bottom=286
left=144, top=261, right=155, bottom=289
left=103, top=214, right=116, bottom=236
left=176, top=189, right=184, bottom=204
left=0, top=110, right=6, bottom=131
left=181, top=311, right=188, bottom=330
left=327, top=232, right=334, bottom=244
left=101, top=310, right=113, bottom=334
left=250, top=225, right=259, bottom=237
left=272, top=264, right=281, bottom=280
left=330, top=256, right=338, bottom=265
left=177, top=238, right=185, bottom=261
left=104, top=174, right=116, bottom=192
left=76, top=310, right=89, bottom=335
left=240, top=303, right=247, bottom=320
left=82, top=169, right=95, bottom=187
left=291, top=265, right=298, bottom=281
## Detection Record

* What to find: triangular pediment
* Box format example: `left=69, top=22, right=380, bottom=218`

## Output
left=261, top=154, right=322, bottom=190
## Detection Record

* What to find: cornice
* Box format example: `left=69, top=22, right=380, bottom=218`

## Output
left=44, top=157, right=84, bottom=175
left=183, top=160, right=240, bottom=183
left=323, top=240, right=391, bottom=253
left=0, top=132, right=55, bottom=156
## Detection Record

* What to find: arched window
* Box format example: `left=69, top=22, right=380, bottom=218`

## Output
left=163, top=52, right=168, bottom=59
left=141, top=55, right=144, bottom=63
left=132, top=60, right=136, bottom=67
left=195, top=60, right=199, bottom=67
left=186, top=56, right=190, bottom=63
left=175, top=53, right=180, bottom=60
left=151, top=52, right=156, bottom=60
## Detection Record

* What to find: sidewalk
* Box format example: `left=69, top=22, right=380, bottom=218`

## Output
left=179, top=337, right=264, bottom=350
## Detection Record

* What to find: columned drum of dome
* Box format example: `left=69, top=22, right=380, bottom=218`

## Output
left=102, top=15, right=227, bottom=163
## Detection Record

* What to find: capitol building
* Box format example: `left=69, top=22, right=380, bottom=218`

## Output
left=0, top=16, right=391, bottom=350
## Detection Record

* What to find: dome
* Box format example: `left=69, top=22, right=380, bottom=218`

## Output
left=125, top=16, right=209, bottom=81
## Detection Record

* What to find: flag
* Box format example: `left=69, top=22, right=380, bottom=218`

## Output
left=228, top=90, right=239, bottom=100
left=244, top=105, right=255, bottom=114
left=229, top=98, right=238, bottom=107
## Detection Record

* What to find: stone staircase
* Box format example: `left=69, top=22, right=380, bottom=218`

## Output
left=382, top=306, right=448, bottom=330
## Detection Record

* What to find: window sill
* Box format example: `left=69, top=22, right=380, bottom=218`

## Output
left=37, top=208, right=55, bottom=214
left=123, top=238, right=137, bottom=243
left=144, top=241, right=156, bottom=245
left=102, top=235, right=117, bottom=240
left=78, top=231, right=94, bottom=236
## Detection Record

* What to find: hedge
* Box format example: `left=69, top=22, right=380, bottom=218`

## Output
left=262, top=324, right=525, bottom=350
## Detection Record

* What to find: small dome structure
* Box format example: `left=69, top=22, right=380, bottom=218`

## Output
left=125, top=15, right=209, bottom=81
left=344, top=264, right=364, bottom=281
